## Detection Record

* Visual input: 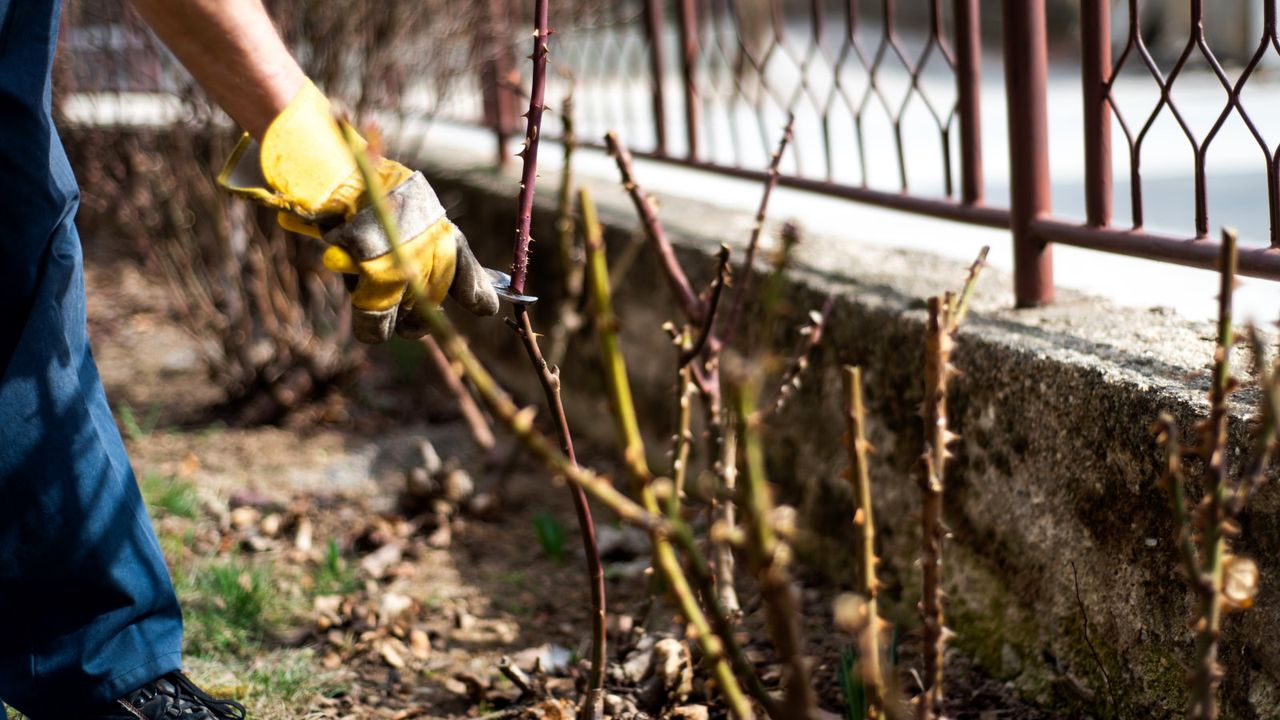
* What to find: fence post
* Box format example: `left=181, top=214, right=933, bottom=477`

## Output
left=480, top=0, right=518, bottom=167
left=675, top=0, right=700, bottom=159
left=1081, top=0, right=1112, bottom=227
left=1002, top=0, right=1054, bottom=306
left=954, top=0, right=983, bottom=205
left=643, top=0, right=670, bottom=155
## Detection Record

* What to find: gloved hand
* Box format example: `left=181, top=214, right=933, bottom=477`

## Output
left=217, top=79, right=499, bottom=343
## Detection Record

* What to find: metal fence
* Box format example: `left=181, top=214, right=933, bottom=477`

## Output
left=463, top=0, right=1280, bottom=306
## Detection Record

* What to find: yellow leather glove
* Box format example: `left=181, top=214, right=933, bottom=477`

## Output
left=218, top=80, right=498, bottom=343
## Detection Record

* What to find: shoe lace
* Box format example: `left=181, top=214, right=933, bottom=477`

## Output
left=163, top=671, right=247, bottom=719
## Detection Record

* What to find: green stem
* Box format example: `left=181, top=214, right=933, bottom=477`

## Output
left=580, top=186, right=754, bottom=720
left=843, top=366, right=885, bottom=717
left=732, top=371, right=816, bottom=720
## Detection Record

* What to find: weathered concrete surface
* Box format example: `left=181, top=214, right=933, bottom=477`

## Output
left=406, top=145, right=1280, bottom=718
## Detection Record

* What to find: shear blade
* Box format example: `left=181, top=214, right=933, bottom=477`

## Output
left=484, top=268, right=538, bottom=305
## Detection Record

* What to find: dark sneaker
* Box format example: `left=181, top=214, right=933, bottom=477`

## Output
left=91, top=671, right=247, bottom=719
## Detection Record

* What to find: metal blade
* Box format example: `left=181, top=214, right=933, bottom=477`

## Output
left=484, top=268, right=538, bottom=305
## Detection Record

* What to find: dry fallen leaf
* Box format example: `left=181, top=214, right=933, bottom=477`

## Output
left=1223, top=554, right=1259, bottom=611
left=379, top=638, right=408, bottom=669
left=409, top=628, right=432, bottom=660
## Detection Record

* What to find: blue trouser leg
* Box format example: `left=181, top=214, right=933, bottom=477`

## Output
left=0, top=216, right=183, bottom=718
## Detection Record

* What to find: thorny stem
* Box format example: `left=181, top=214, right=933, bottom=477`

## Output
left=948, top=246, right=989, bottom=334
left=505, top=6, right=607, bottom=714
left=1230, top=328, right=1280, bottom=514
left=545, top=92, right=585, bottom=369
left=580, top=186, right=755, bottom=720
left=765, top=295, right=834, bottom=418
left=341, top=126, right=660, bottom=537
left=1187, top=229, right=1237, bottom=720
left=605, top=131, right=704, bottom=324
left=721, top=116, right=795, bottom=347
left=843, top=366, right=885, bottom=716
left=1156, top=416, right=1202, bottom=608
left=918, top=296, right=954, bottom=720
left=714, top=415, right=742, bottom=619
left=916, top=246, right=987, bottom=720
left=733, top=370, right=816, bottom=720
left=679, top=246, right=733, bottom=368
left=508, top=0, right=549, bottom=294
left=672, top=336, right=697, bottom=505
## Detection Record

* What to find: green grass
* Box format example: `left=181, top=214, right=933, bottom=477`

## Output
left=116, top=401, right=162, bottom=441
left=186, top=650, right=345, bottom=717
left=178, top=559, right=278, bottom=659
left=140, top=472, right=200, bottom=519
left=838, top=645, right=868, bottom=720
left=313, top=538, right=359, bottom=595
left=532, top=511, right=568, bottom=563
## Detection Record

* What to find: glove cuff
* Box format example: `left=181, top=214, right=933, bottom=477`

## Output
left=322, top=172, right=448, bottom=261
left=260, top=79, right=364, bottom=218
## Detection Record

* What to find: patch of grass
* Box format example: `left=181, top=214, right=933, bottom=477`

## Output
left=313, top=538, right=359, bottom=595
left=838, top=645, right=867, bottom=720
left=185, top=650, right=346, bottom=717
left=179, top=559, right=277, bottom=659
left=532, top=511, right=567, bottom=563
left=117, top=401, right=162, bottom=441
left=140, top=472, right=200, bottom=519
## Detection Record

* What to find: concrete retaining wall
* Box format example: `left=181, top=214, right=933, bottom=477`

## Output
left=408, top=148, right=1280, bottom=719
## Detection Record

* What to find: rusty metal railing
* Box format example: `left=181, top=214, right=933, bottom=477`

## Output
left=465, top=0, right=1280, bottom=306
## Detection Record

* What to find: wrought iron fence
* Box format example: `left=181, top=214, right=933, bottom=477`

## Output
left=462, top=0, right=1280, bottom=306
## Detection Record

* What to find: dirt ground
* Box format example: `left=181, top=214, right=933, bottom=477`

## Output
left=61, top=243, right=1068, bottom=720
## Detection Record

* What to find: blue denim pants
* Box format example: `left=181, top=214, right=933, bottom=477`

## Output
left=0, top=1, right=184, bottom=716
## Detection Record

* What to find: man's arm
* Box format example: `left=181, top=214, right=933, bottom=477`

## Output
left=128, top=0, right=305, bottom=139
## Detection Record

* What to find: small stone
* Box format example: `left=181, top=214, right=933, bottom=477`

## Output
left=426, top=521, right=452, bottom=549
left=294, top=516, right=313, bottom=552
left=440, top=468, right=474, bottom=504
left=378, top=592, right=414, bottom=627
left=671, top=705, right=708, bottom=720
left=360, top=543, right=404, bottom=579
left=409, top=628, right=432, bottom=660
left=597, top=525, right=649, bottom=559
left=229, top=506, right=260, bottom=531
left=418, top=440, right=443, bottom=476
left=259, top=513, right=281, bottom=537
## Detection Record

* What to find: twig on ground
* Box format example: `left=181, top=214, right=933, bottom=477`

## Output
left=605, top=132, right=704, bottom=323
left=421, top=335, right=496, bottom=452
left=843, top=365, right=886, bottom=716
left=498, top=655, right=539, bottom=698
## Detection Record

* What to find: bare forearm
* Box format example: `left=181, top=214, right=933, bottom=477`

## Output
left=129, top=0, right=305, bottom=139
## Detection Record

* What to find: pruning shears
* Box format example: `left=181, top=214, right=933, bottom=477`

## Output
left=484, top=268, right=538, bottom=305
